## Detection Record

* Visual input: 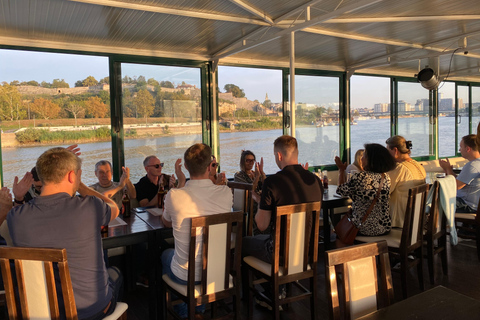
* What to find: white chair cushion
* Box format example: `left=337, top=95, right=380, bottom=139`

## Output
left=103, top=302, right=128, bottom=320
left=162, top=274, right=233, bottom=298
left=456, top=213, right=476, bottom=221
left=355, top=228, right=402, bottom=248
left=243, top=255, right=311, bottom=276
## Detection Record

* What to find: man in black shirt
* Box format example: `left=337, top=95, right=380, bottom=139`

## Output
left=243, top=135, right=323, bottom=263
left=135, top=155, right=175, bottom=207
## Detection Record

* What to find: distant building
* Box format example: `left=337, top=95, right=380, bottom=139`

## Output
left=374, top=103, right=389, bottom=113
left=439, top=98, right=453, bottom=111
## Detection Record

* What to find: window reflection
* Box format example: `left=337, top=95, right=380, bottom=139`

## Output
left=439, top=82, right=456, bottom=157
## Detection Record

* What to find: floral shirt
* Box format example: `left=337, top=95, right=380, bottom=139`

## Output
left=337, top=171, right=392, bottom=236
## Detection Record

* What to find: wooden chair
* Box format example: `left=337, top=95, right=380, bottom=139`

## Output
left=424, top=181, right=448, bottom=284
left=162, top=211, right=243, bottom=320
left=325, top=241, right=394, bottom=320
left=0, top=246, right=128, bottom=320
left=455, top=197, right=480, bottom=261
left=356, top=184, right=429, bottom=298
left=227, top=181, right=255, bottom=236
left=243, top=202, right=321, bottom=320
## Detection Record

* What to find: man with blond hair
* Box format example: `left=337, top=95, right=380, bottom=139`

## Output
left=7, top=147, right=122, bottom=320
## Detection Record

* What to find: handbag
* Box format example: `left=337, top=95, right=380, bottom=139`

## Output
left=335, top=173, right=385, bottom=245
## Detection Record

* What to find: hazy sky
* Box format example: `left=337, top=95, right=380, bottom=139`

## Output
left=0, top=49, right=456, bottom=108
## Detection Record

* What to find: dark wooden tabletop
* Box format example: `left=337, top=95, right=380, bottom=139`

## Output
left=102, top=213, right=154, bottom=249
left=358, top=286, right=480, bottom=320
left=323, top=185, right=352, bottom=208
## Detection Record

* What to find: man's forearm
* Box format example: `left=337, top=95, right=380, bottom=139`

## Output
left=78, top=183, right=119, bottom=220
left=126, top=180, right=136, bottom=198
left=139, top=196, right=158, bottom=207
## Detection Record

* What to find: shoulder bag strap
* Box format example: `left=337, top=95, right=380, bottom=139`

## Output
left=360, top=173, right=385, bottom=225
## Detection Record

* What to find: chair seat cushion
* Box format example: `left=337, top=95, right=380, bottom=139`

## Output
left=162, top=274, right=233, bottom=297
left=243, top=256, right=311, bottom=276
left=355, top=228, right=402, bottom=248
left=102, top=302, right=128, bottom=320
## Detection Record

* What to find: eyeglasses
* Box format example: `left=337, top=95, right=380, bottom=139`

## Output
left=245, top=159, right=255, bottom=163
left=148, top=163, right=164, bottom=169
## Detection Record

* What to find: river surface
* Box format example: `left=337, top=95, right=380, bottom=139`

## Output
left=2, top=117, right=476, bottom=189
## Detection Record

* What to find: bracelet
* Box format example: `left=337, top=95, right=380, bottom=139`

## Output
left=14, top=198, right=25, bottom=204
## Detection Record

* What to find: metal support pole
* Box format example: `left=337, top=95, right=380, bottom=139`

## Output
left=290, top=31, right=295, bottom=137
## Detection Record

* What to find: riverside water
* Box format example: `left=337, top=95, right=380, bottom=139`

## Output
left=1, top=117, right=471, bottom=189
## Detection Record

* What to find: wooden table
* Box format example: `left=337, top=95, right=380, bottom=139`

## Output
left=102, top=214, right=159, bottom=320
left=323, top=185, right=352, bottom=249
left=358, top=286, right=480, bottom=319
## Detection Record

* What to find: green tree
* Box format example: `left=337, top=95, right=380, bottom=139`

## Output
left=30, top=98, right=60, bottom=119
left=123, top=89, right=135, bottom=117
left=40, top=81, right=52, bottom=88
left=160, top=81, right=174, bottom=88
left=134, top=89, right=155, bottom=124
left=123, top=75, right=133, bottom=84
left=85, top=96, right=108, bottom=118
left=0, top=83, right=23, bottom=121
left=99, top=77, right=109, bottom=85
left=224, top=84, right=245, bottom=98
left=82, top=76, right=99, bottom=87
left=65, top=101, right=85, bottom=126
left=9, top=80, right=20, bottom=86
left=98, top=90, right=110, bottom=105
left=52, top=79, right=70, bottom=88
left=20, top=80, right=39, bottom=86
left=147, top=78, right=160, bottom=87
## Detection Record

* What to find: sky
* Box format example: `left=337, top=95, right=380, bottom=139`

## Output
left=0, top=49, right=456, bottom=108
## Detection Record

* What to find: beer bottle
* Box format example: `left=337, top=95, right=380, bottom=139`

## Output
left=122, top=189, right=131, bottom=218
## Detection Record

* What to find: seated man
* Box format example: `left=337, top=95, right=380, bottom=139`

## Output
left=161, top=143, right=233, bottom=319
left=242, top=135, right=323, bottom=308
left=440, top=134, right=480, bottom=213
left=90, top=160, right=136, bottom=211
left=135, top=155, right=175, bottom=207
left=7, top=147, right=122, bottom=320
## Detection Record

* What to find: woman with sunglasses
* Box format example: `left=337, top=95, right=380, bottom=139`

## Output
left=234, top=150, right=267, bottom=234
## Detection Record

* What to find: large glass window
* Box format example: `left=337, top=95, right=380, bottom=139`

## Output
left=0, top=49, right=109, bottom=188
left=397, top=81, right=431, bottom=157
left=350, top=75, right=390, bottom=155
left=438, top=82, right=456, bottom=157
left=121, top=63, right=202, bottom=182
left=294, top=75, right=340, bottom=165
left=457, top=85, right=469, bottom=155
left=218, top=66, right=282, bottom=178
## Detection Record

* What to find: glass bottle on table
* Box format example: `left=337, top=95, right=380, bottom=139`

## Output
left=158, top=185, right=167, bottom=209
left=122, top=189, right=131, bottom=218
left=322, top=170, right=329, bottom=193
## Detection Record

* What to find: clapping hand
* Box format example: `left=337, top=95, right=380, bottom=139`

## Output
left=66, top=144, right=81, bottom=156
left=13, top=172, right=34, bottom=201
left=439, top=158, right=453, bottom=174
left=334, top=156, right=347, bottom=172
left=0, top=187, right=12, bottom=219
left=301, top=162, right=309, bottom=170
left=119, top=166, right=130, bottom=187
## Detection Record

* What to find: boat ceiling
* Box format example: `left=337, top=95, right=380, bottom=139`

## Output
left=1, top=0, right=480, bottom=81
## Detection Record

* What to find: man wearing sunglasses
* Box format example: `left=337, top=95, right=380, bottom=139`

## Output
left=135, top=155, right=176, bottom=207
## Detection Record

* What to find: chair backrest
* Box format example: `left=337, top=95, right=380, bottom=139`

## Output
left=0, top=246, right=78, bottom=320
left=227, top=181, right=254, bottom=236
left=271, top=202, right=321, bottom=277
left=426, top=181, right=444, bottom=237
left=402, top=184, right=430, bottom=251
left=325, top=241, right=394, bottom=320
left=188, top=211, right=243, bottom=299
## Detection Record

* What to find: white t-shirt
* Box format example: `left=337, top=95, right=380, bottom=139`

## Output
left=163, top=179, right=233, bottom=281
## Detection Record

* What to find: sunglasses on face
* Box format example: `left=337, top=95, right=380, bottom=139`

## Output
left=245, top=159, right=255, bottom=163
left=211, top=162, right=219, bottom=168
left=148, top=163, right=164, bottom=169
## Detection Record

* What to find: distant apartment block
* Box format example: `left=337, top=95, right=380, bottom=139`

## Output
left=374, top=103, right=389, bottom=113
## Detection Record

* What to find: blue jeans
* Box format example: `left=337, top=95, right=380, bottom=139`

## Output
left=161, top=249, right=205, bottom=318
left=456, top=197, right=476, bottom=213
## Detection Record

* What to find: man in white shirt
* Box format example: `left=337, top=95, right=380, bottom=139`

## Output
left=161, top=143, right=232, bottom=319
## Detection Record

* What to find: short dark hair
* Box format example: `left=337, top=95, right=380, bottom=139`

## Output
left=462, top=134, right=478, bottom=151
left=30, top=167, right=40, bottom=182
left=240, top=150, right=255, bottom=171
left=95, top=160, right=112, bottom=172
left=184, top=143, right=212, bottom=177
left=363, top=143, right=396, bottom=173
left=274, top=135, right=298, bottom=156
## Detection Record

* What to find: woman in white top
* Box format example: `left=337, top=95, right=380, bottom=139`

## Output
left=346, top=149, right=364, bottom=173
